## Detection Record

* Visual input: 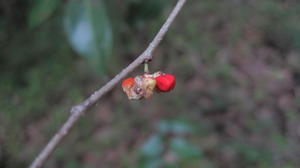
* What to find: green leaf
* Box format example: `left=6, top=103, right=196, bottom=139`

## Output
left=170, top=137, right=202, bottom=160
left=141, top=134, right=163, bottom=158
left=28, top=0, right=60, bottom=28
left=64, top=0, right=113, bottom=75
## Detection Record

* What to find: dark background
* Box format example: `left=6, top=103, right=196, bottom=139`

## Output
left=1, top=0, right=300, bottom=167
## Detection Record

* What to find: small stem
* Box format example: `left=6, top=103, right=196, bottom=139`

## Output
left=144, top=62, right=149, bottom=73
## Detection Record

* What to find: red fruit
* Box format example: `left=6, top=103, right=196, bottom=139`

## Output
left=155, top=74, right=176, bottom=92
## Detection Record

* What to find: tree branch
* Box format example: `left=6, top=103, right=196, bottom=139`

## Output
left=29, top=0, right=187, bottom=167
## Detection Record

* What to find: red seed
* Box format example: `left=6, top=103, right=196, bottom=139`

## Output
left=155, top=74, right=176, bottom=92
left=122, top=77, right=134, bottom=88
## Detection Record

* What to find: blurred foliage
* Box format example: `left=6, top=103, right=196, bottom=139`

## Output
left=64, top=0, right=113, bottom=75
left=126, top=0, right=166, bottom=29
left=28, top=0, right=60, bottom=28
left=139, top=120, right=202, bottom=168
left=2, top=0, right=300, bottom=168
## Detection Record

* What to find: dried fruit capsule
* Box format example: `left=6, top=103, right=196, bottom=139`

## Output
left=122, top=76, right=156, bottom=100
left=155, top=74, right=176, bottom=92
left=142, top=76, right=156, bottom=98
left=122, top=77, right=142, bottom=100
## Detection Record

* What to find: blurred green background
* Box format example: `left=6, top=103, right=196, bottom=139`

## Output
left=1, top=0, right=300, bottom=167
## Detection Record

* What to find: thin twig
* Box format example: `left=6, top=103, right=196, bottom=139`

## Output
left=29, top=0, right=186, bottom=167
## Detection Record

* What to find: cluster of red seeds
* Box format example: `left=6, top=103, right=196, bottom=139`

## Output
left=122, top=72, right=176, bottom=100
